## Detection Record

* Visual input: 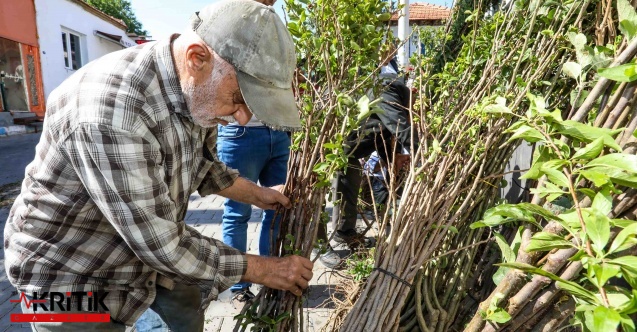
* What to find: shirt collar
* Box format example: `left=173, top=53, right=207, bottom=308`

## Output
left=154, top=34, right=192, bottom=120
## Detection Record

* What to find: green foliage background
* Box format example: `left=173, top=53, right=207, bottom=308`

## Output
left=85, top=0, right=148, bottom=36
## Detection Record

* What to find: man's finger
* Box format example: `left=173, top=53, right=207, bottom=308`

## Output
left=277, top=193, right=292, bottom=209
left=296, top=278, right=309, bottom=290
left=299, top=256, right=313, bottom=270
left=301, top=269, right=313, bottom=282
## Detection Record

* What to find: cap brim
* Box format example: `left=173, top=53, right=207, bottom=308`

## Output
left=236, top=71, right=302, bottom=131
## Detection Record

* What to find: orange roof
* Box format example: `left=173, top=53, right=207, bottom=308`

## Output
left=390, top=2, right=451, bottom=22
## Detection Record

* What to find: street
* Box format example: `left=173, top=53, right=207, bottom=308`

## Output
left=0, top=133, right=41, bottom=187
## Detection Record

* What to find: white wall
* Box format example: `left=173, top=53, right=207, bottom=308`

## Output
left=391, top=25, right=443, bottom=65
left=35, top=0, right=136, bottom=98
left=391, top=25, right=420, bottom=61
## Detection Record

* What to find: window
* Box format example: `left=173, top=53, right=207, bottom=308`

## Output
left=61, top=30, right=83, bottom=70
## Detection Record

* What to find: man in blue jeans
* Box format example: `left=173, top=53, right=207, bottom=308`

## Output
left=217, top=117, right=290, bottom=303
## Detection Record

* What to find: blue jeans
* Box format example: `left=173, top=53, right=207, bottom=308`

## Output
left=217, top=125, right=290, bottom=291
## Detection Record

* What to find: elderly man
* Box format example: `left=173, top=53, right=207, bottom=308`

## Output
left=3, top=1, right=312, bottom=331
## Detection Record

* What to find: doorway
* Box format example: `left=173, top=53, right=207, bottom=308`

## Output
left=0, top=37, right=29, bottom=112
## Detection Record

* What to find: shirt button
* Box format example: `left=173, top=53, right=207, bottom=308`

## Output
left=147, top=280, right=154, bottom=287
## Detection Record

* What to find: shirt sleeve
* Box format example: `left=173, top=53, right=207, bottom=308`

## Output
left=197, top=129, right=239, bottom=196
left=61, top=123, right=246, bottom=294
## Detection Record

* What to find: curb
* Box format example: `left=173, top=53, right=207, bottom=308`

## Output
left=0, top=125, right=36, bottom=137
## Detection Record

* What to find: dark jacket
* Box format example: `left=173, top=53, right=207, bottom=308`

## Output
left=346, top=65, right=417, bottom=161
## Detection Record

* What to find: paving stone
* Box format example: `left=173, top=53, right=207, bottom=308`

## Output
left=0, top=303, right=23, bottom=332
left=203, top=317, right=225, bottom=332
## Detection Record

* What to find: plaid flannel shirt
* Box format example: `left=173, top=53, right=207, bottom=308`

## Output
left=3, top=36, right=247, bottom=325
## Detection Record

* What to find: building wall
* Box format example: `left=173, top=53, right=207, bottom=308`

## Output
left=0, top=1, right=45, bottom=116
left=35, top=0, right=136, bottom=98
left=0, top=0, right=38, bottom=47
left=390, top=24, right=443, bottom=61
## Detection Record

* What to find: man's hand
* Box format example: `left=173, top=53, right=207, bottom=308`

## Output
left=242, top=255, right=313, bottom=296
left=217, top=178, right=291, bottom=211
left=253, top=185, right=291, bottom=210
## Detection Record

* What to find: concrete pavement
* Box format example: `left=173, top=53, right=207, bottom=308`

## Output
left=0, top=132, right=41, bottom=186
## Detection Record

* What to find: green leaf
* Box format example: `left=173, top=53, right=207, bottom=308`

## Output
left=608, top=256, right=637, bottom=288
left=492, top=266, right=508, bottom=285
left=567, top=32, right=587, bottom=51
left=542, top=159, right=570, bottom=170
left=572, top=137, right=604, bottom=160
left=520, top=161, right=544, bottom=180
left=427, top=138, right=441, bottom=162
left=485, top=204, right=538, bottom=223
left=507, top=125, right=545, bottom=143
left=526, top=232, right=574, bottom=252
left=591, top=192, right=613, bottom=216
left=609, top=256, right=637, bottom=271
left=619, top=290, right=637, bottom=315
left=578, top=188, right=598, bottom=199
left=498, top=262, right=600, bottom=304
left=596, top=167, right=637, bottom=188
left=527, top=92, right=547, bottom=111
left=585, top=209, right=611, bottom=254
left=609, top=222, right=637, bottom=254
left=530, top=181, right=566, bottom=202
left=357, top=95, right=369, bottom=115
left=484, top=103, right=511, bottom=114
left=541, top=29, right=554, bottom=37
left=287, top=22, right=300, bottom=37
left=592, top=306, right=622, bottom=332
left=323, top=142, right=338, bottom=149
left=592, top=263, right=620, bottom=288
left=313, top=162, right=330, bottom=173
left=471, top=216, right=511, bottom=229
left=601, top=134, right=623, bottom=152
left=493, top=232, right=516, bottom=286
left=357, top=96, right=384, bottom=123
left=556, top=120, right=624, bottom=143
left=516, top=203, right=561, bottom=221
left=494, top=233, right=516, bottom=262
left=555, top=280, right=600, bottom=305
left=563, top=61, right=582, bottom=80
left=579, top=169, right=611, bottom=187
left=598, top=63, right=637, bottom=82
left=621, top=315, right=636, bottom=332
left=618, top=0, right=637, bottom=41
left=558, top=209, right=586, bottom=230
left=487, top=309, right=511, bottom=324
left=472, top=203, right=546, bottom=229
left=586, top=153, right=637, bottom=173
left=540, top=165, right=571, bottom=188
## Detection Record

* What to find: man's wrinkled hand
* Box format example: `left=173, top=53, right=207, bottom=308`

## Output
left=253, top=185, right=291, bottom=210
left=243, top=255, right=313, bottom=296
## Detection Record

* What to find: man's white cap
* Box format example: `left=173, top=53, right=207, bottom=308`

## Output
left=190, top=0, right=301, bottom=131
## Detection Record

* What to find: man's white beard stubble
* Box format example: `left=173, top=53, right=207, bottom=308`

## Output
left=183, top=67, right=237, bottom=128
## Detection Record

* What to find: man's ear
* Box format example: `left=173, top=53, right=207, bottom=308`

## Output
left=184, top=42, right=213, bottom=79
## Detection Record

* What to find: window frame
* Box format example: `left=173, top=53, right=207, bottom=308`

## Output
left=61, top=28, right=85, bottom=71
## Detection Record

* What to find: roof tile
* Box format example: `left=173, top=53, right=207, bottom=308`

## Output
left=390, top=2, right=451, bottom=21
